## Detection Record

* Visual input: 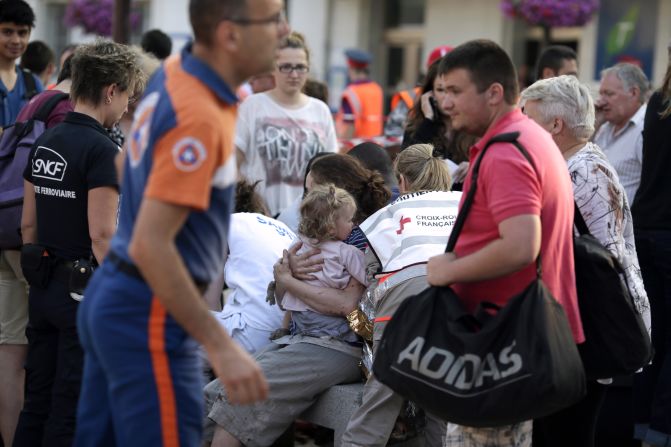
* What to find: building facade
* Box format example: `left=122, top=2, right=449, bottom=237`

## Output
left=27, top=0, right=671, bottom=110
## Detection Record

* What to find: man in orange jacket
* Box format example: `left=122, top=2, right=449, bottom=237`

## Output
left=337, top=48, right=383, bottom=139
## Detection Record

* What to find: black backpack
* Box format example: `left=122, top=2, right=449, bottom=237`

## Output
left=573, top=204, right=653, bottom=379
left=0, top=92, right=69, bottom=249
left=21, top=68, right=39, bottom=100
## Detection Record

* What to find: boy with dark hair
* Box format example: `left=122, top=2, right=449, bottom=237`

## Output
left=0, top=1, right=41, bottom=445
left=0, top=0, right=42, bottom=126
left=20, top=40, right=55, bottom=86
left=427, top=39, right=582, bottom=446
left=535, top=44, right=578, bottom=81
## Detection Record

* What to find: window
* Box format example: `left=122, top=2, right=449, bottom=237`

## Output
left=385, top=0, right=426, bottom=27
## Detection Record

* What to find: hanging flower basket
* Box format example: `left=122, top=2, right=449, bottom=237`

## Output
left=64, top=0, right=142, bottom=37
left=501, top=0, right=599, bottom=28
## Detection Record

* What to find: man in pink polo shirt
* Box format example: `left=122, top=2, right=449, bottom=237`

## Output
left=426, top=39, right=582, bottom=445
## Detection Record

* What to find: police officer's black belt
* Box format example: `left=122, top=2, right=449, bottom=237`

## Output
left=107, top=251, right=208, bottom=295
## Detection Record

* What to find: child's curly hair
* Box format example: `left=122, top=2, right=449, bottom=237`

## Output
left=299, top=184, right=356, bottom=242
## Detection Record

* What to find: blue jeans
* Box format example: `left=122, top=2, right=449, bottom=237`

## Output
left=634, top=230, right=671, bottom=446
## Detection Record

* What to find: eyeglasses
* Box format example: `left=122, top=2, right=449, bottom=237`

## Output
left=277, top=64, right=309, bottom=74
left=226, top=9, right=287, bottom=27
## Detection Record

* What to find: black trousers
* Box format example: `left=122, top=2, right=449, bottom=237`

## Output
left=633, top=230, right=671, bottom=444
left=12, top=277, right=83, bottom=447
left=533, top=380, right=608, bottom=447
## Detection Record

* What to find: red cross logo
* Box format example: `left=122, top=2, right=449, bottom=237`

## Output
left=396, top=216, right=411, bottom=234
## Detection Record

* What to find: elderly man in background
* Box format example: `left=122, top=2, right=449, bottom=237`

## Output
left=594, top=63, right=650, bottom=204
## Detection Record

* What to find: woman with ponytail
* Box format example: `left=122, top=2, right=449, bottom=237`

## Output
left=342, top=143, right=462, bottom=446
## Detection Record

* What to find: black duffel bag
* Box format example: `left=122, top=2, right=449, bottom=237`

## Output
left=573, top=205, right=652, bottom=379
left=372, top=132, right=586, bottom=428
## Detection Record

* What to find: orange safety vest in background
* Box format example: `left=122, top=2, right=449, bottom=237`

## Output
left=390, top=87, right=421, bottom=111
left=338, top=81, right=384, bottom=138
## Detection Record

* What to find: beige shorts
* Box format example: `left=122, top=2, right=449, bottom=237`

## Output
left=205, top=341, right=361, bottom=446
left=0, top=249, right=29, bottom=344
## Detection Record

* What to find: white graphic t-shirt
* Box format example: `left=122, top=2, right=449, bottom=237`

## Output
left=236, top=93, right=338, bottom=216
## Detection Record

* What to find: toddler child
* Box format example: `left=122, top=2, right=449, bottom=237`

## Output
left=276, top=184, right=368, bottom=341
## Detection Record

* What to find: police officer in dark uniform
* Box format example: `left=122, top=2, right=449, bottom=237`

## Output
left=13, top=40, right=143, bottom=447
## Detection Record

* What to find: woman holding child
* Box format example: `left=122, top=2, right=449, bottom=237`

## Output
left=204, top=144, right=461, bottom=446
left=204, top=153, right=389, bottom=447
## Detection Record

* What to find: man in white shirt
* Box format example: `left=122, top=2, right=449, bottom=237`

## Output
left=594, top=63, right=650, bottom=204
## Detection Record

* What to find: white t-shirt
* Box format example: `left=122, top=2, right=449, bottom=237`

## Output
left=220, top=213, right=296, bottom=330
left=235, top=92, right=338, bottom=216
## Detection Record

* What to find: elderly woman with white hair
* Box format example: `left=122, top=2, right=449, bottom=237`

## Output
left=520, top=75, right=651, bottom=447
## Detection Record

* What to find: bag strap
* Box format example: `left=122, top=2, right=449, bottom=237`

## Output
left=445, top=131, right=543, bottom=276
left=32, top=92, right=69, bottom=123
left=573, top=202, right=591, bottom=235
left=21, top=69, right=38, bottom=100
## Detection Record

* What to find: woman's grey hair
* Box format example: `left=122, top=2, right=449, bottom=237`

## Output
left=520, top=75, right=595, bottom=140
left=601, top=63, right=650, bottom=103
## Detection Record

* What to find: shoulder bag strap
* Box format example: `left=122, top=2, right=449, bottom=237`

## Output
left=445, top=131, right=543, bottom=276
left=573, top=202, right=591, bottom=235
left=33, top=92, right=69, bottom=122
left=21, top=69, right=38, bottom=100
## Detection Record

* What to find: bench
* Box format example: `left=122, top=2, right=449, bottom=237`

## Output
left=301, top=383, right=425, bottom=446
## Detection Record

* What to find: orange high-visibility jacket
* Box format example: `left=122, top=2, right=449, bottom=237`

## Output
left=390, top=87, right=421, bottom=111
left=338, top=81, right=384, bottom=138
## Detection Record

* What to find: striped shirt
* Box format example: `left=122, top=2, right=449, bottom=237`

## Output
left=344, top=226, right=368, bottom=251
